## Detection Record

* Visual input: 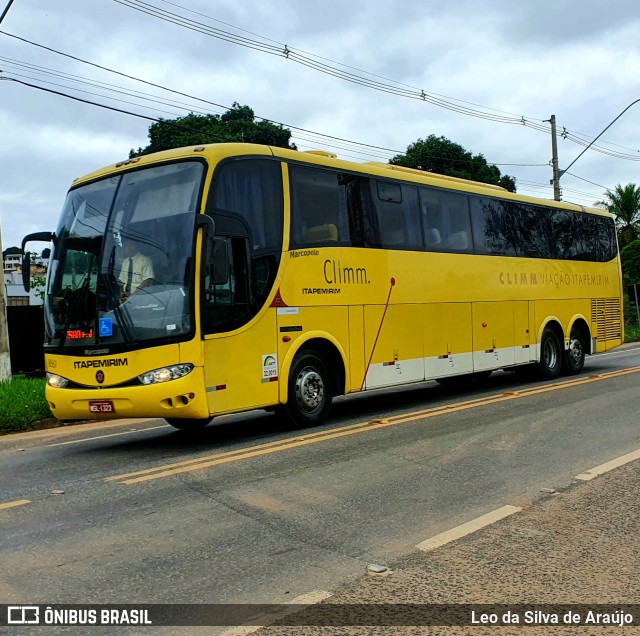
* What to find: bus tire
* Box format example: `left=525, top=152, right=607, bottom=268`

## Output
left=165, top=417, right=213, bottom=431
left=562, top=327, right=586, bottom=375
left=284, top=351, right=333, bottom=428
left=537, top=328, right=562, bottom=380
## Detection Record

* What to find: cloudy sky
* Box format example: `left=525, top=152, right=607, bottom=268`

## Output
left=1, top=0, right=640, bottom=251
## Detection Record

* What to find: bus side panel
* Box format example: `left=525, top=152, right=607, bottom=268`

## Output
left=424, top=303, right=473, bottom=379
left=472, top=302, right=516, bottom=371
left=513, top=301, right=532, bottom=365
left=348, top=305, right=366, bottom=393
left=363, top=304, right=425, bottom=389
left=203, top=309, right=279, bottom=415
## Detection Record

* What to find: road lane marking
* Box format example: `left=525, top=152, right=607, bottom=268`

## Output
left=107, top=364, right=640, bottom=485
left=416, top=505, right=522, bottom=552
left=0, top=499, right=31, bottom=511
left=594, top=346, right=640, bottom=357
left=575, top=447, right=640, bottom=481
left=220, top=590, right=332, bottom=635
left=46, top=425, right=168, bottom=447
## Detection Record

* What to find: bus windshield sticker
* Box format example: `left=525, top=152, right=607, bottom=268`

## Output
left=262, top=354, right=278, bottom=379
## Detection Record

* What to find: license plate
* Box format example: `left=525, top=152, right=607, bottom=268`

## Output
left=89, top=400, right=115, bottom=413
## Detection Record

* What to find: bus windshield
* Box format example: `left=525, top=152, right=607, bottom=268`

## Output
left=45, top=161, right=205, bottom=349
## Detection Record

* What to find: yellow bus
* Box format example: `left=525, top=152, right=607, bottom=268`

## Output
left=22, top=143, right=623, bottom=430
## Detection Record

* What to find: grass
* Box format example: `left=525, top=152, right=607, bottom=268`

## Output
left=625, top=323, right=640, bottom=343
left=0, top=377, right=53, bottom=433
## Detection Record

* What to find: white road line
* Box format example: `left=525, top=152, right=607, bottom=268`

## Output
left=46, top=425, right=168, bottom=447
left=416, top=505, right=522, bottom=552
left=593, top=346, right=640, bottom=358
left=219, top=590, right=332, bottom=636
left=575, top=447, right=640, bottom=481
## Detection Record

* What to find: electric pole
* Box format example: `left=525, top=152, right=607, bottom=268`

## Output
left=0, top=225, right=11, bottom=381
left=0, top=0, right=17, bottom=380
left=547, top=114, right=561, bottom=201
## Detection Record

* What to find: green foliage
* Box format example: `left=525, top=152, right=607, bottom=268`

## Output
left=595, top=183, right=640, bottom=248
left=31, top=275, right=46, bottom=303
left=0, top=377, right=53, bottom=432
left=620, top=238, right=640, bottom=285
left=389, top=134, right=516, bottom=192
left=625, top=324, right=640, bottom=342
left=130, top=103, right=297, bottom=157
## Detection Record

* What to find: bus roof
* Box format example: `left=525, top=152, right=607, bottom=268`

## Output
left=72, top=142, right=611, bottom=218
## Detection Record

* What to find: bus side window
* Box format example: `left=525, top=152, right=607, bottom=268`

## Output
left=289, top=165, right=356, bottom=248
left=420, top=188, right=472, bottom=253
left=369, top=181, right=421, bottom=250
left=470, top=196, right=516, bottom=256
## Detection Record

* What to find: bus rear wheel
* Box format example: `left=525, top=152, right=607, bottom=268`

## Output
left=165, top=417, right=213, bottom=431
left=284, top=351, right=333, bottom=428
left=562, top=327, right=586, bottom=375
left=538, top=328, right=562, bottom=380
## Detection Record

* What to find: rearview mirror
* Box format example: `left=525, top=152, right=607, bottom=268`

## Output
left=22, top=252, right=31, bottom=292
left=21, top=231, right=55, bottom=292
left=212, top=237, right=230, bottom=286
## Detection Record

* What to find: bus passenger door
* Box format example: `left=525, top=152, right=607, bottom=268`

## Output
left=203, top=309, right=279, bottom=415
left=472, top=302, right=516, bottom=371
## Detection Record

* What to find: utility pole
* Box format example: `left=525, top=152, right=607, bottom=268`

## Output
left=546, top=114, right=561, bottom=201
left=0, top=225, right=11, bottom=381
left=0, top=0, right=16, bottom=380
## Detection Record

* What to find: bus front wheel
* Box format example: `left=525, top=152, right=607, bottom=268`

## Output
left=562, top=327, right=586, bottom=375
left=165, top=417, right=213, bottom=432
left=284, top=351, right=333, bottom=428
left=538, top=328, right=562, bottom=380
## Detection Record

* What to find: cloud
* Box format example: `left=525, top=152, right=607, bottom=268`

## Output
left=1, top=0, right=639, bottom=248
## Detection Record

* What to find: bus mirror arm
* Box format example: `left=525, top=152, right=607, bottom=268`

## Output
left=20, top=231, right=55, bottom=292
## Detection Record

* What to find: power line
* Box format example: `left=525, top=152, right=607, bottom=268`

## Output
left=110, top=0, right=640, bottom=166
left=0, top=32, right=548, bottom=169
left=113, top=0, right=552, bottom=130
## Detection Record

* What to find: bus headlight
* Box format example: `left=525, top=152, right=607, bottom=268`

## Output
left=47, top=373, right=69, bottom=388
left=138, top=363, right=194, bottom=385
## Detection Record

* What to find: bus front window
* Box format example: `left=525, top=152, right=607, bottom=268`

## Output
left=46, top=161, right=205, bottom=349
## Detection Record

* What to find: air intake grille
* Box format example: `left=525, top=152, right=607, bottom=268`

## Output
left=591, top=298, right=622, bottom=341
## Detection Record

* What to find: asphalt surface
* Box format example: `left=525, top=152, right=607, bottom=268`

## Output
left=258, top=459, right=640, bottom=635
left=1, top=345, right=640, bottom=634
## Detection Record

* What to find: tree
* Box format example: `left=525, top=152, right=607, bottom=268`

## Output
left=389, top=135, right=516, bottom=192
left=595, top=183, right=640, bottom=248
left=621, top=238, right=640, bottom=286
left=130, top=103, right=296, bottom=157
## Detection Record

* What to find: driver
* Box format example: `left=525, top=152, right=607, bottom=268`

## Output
left=118, top=238, right=155, bottom=301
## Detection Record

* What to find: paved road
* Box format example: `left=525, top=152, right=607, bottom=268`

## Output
left=1, top=345, right=639, bottom=632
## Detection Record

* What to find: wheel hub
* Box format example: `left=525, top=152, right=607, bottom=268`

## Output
left=568, top=337, right=583, bottom=365
left=295, top=367, right=324, bottom=412
left=543, top=338, right=558, bottom=368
